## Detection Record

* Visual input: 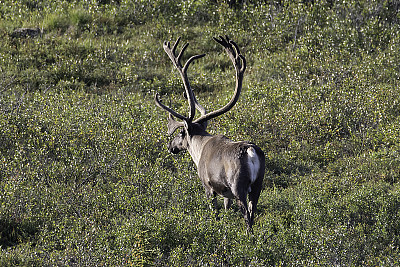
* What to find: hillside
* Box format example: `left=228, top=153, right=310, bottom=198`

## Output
left=1, top=0, right=400, bottom=265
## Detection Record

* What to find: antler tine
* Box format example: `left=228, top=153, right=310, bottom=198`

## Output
left=182, top=91, right=208, bottom=128
left=154, top=93, right=187, bottom=121
left=177, top=43, right=189, bottom=67
left=213, top=35, right=245, bottom=74
left=171, top=37, right=180, bottom=54
left=193, top=95, right=208, bottom=128
left=229, top=39, right=246, bottom=74
left=157, top=37, right=207, bottom=124
left=194, top=36, right=246, bottom=125
left=179, top=52, right=203, bottom=122
left=164, top=38, right=181, bottom=69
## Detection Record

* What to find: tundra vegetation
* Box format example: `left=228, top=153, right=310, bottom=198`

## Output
left=1, top=0, right=400, bottom=265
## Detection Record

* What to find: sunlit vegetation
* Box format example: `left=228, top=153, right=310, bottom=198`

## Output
left=1, top=0, right=400, bottom=265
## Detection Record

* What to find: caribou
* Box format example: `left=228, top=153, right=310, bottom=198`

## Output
left=155, top=36, right=265, bottom=230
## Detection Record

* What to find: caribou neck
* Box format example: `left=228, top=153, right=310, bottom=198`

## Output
left=186, top=132, right=212, bottom=167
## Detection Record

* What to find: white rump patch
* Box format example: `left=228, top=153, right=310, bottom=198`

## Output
left=247, top=147, right=260, bottom=185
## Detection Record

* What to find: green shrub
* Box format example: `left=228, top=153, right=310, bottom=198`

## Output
left=1, top=0, right=400, bottom=265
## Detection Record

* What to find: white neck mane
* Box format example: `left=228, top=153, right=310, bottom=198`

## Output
left=187, top=135, right=209, bottom=167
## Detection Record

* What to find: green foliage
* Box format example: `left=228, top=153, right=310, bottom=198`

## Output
left=1, top=0, right=400, bottom=265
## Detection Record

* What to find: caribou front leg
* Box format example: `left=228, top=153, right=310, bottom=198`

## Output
left=205, top=188, right=220, bottom=220
left=224, top=198, right=232, bottom=210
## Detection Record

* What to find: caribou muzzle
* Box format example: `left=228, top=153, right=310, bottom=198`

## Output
left=168, top=144, right=181, bottom=154
left=167, top=139, right=183, bottom=154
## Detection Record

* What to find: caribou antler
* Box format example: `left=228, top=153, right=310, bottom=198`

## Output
left=155, top=37, right=205, bottom=125
left=194, top=35, right=246, bottom=124
left=182, top=90, right=208, bottom=128
left=155, top=35, right=245, bottom=134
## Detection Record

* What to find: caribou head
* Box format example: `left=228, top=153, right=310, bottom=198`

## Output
left=155, top=36, right=265, bottom=230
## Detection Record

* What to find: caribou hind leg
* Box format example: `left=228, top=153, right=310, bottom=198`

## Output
left=248, top=148, right=265, bottom=227
left=236, top=197, right=252, bottom=230
left=233, top=183, right=252, bottom=229
left=248, top=180, right=263, bottom=227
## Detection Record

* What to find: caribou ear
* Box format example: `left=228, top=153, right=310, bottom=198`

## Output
left=200, top=120, right=208, bottom=130
left=167, top=114, right=184, bottom=135
left=183, top=119, right=193, bottom=136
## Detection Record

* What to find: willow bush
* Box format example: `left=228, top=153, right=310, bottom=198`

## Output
left=1, top=0, right=400, bottom=265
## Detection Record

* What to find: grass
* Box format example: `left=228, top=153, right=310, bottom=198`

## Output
left=1, top=0, right=400, bottom=265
